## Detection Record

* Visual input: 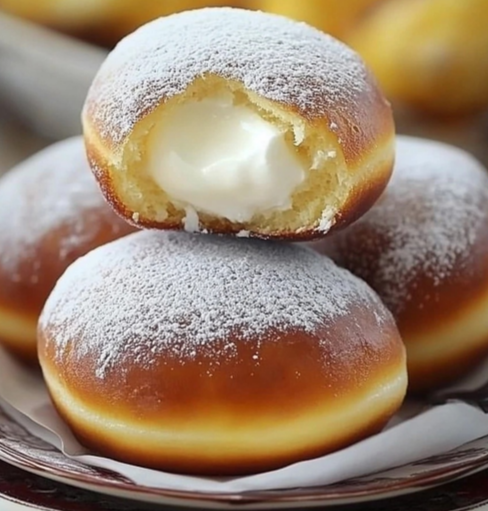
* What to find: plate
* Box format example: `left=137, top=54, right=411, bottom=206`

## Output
left=1, top=462, right=488, bottom=511
left=0, top=405, right=488, bottom=509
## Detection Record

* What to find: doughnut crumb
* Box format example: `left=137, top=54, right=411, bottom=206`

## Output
left=83, top=7, right=395, bottom=239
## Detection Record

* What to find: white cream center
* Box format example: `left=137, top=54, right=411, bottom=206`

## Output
left=147, top=92, right=305, bottom=223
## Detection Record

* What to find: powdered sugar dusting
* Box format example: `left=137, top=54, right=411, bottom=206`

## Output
left=326, top=136, right=488, bottom=315
left=318, top=206, right=337, bottom=233
left=183, top=206, right=199, bottom=232
left=0, top=137, right=121, bottom=278
left=41, top=231, right=391, bottom=378
left=84, top=7, right=371, bottom=145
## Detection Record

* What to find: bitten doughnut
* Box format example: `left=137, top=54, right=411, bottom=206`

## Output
left=348, top=0, right=488, bottom=115
left=0, top=0, right=118, bottom=46
left=312, top=136, right=488, bottom=392
left=0, top=137, right=136, bottom=362
left=38, top=231, right=407, bottom=475
left=82, top=7, right=395, bottom=240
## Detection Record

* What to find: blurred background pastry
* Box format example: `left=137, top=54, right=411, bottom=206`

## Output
left=0, top=0, right=248, bottom=47
left=345, top=0, right=488, bottom=164
left=83, top=7, right=395, bottom=240
left=312, top=136, right=488, bottom=392
left=0, top=0, right=488, bottom=165
left=347, top=0, right=488, bottom=116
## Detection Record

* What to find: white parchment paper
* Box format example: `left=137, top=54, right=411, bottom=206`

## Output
left=1, top=347, right=488, bottom=493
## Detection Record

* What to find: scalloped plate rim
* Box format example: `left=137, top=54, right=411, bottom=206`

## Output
left=2, top=454, right=488, bottom=510
left=1, top=411, right=488, bottom=509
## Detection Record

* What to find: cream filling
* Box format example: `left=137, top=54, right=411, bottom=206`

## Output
left=147, top=92, right=306, bottom=223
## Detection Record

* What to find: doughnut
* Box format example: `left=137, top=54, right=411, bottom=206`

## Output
left=312, top=136, right=488, bottom=392
left=38, top=231, right=407, bottom=475
left=82, top=7, right=395, bottom=240
left=348, top=0, right=488, bottom=115
left=261, top=0, right=384, bottom=40
left=0, top=137, right=136, bottom=362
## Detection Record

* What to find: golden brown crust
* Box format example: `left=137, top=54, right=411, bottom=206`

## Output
left=314, top=221, right=488, bottom=392
left=82, top=8, right=395, bottom=240
left=0, top=138, right=136, bottom=361
left=314, top=218, right=488, bottom=341
left=40, top=308, right=406, bottom=475
left=312, top=136, right=488, bottom=392
left=38, top=231, right=407, bottom=474
left=49, top=384, right=399, bottom=475
left=0, top=310, right=37, bottom=363
left=408, top=338, right=488, bottom=393
left=41, top=315, right=403, bottom=425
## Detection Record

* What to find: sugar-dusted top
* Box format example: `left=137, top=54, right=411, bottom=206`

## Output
left=328, top=136, right=488, bottom=315
left=41, top=231, right=392, bottom=378
left=0, top=137, right=123, bottom=279
left=83, top=7, right=375, bottom=147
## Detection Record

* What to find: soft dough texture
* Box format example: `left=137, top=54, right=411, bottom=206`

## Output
left=348, top=0, right=488, bottom=115
left=82, top=7, right=395, bottom=240
left=38, top=231, right=407, bottom=475
left=0, top=137, right=136, bottom=362
left=312, top=136, right=488, bottom=392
